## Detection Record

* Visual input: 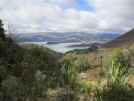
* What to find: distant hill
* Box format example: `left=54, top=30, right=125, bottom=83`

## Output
left=13, top=32, right=119, bottom=44
left=103, top=29, right=134, bottom=48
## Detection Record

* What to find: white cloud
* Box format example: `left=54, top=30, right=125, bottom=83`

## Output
left=0, top=0, right=98, bottom=33
left=0, top=0, right=134, bottom=33
left=93, top=0, right=134, bottom=33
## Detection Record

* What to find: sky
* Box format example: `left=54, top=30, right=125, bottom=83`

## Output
left=0, top=0, right=134, bottom=33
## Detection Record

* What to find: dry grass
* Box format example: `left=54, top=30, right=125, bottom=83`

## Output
left=59, top=45, right=134, bottom=101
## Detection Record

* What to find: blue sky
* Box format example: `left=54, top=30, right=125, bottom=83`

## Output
left=0, top=0, right=134, bottom=33
left=74, top=0, right=95, bottom=11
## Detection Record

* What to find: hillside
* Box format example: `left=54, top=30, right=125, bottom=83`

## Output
left=104, top=29, right=134, bottom=48
left=0, top=23, right=63, bottom=100
left=1, top=19, right=134, bottom=101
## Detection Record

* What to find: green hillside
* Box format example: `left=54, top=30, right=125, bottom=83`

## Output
left=0, top=20, right=64, bottom=101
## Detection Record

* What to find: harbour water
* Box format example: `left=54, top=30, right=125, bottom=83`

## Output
left=20, top=42, right=89, bottom=53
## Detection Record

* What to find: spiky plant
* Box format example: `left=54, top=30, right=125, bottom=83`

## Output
left=108, top=50, right=130, bottom=86
left=61, top=60, right=79, bottom=88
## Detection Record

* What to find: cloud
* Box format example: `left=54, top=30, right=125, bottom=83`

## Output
left=93, top=0, right=134, bottom=33
left=0, top=0, right=134, bottom=33
left=0, top=0, right=98, bottom=33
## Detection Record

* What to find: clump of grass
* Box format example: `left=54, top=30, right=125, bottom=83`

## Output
left=61, top=60, right=79, bottom=89
left=107, top=49, right=130, bottom=86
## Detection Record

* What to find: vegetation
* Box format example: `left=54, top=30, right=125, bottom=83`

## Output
left=1, top=19, right=134, bottom=101
left=96, top=49, right=134, bottom=101
left=0, top=19, right=63, bottom=101
left=96, top=86, right=134, bottom=101
left=107, top=50, right=130, bottom=85
left=62, top=60, right=78, bottom=88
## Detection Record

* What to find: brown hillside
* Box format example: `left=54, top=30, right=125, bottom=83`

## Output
left=103, top=29, right=134, bottom=48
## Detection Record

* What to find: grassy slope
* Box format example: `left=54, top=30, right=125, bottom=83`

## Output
left=63, top=46, right=134, bottom=86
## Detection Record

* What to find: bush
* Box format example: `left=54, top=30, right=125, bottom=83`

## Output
left=0, top=42, right=62, bottom=100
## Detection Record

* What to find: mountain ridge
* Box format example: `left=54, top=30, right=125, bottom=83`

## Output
left=103, top=29, right=134, bottom=48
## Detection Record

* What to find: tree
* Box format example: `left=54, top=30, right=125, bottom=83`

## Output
left=0, top=19, right=5, bottom=40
